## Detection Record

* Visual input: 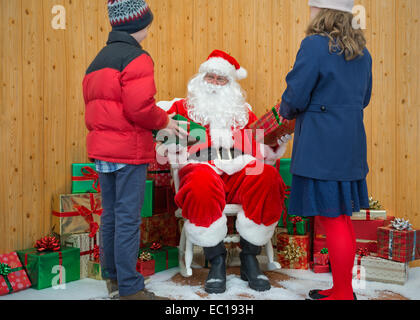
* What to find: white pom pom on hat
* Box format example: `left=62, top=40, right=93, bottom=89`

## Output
left=199, top=50, right=248, bottom=81
left=308, top=0, right=354, bottom=13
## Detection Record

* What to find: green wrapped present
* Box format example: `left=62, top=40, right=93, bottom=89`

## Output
left=71, top=163, right=100, bottom=194
left=141, top=180, right=154, bottom=218
left=16, top=247, right=80, bottom=290
left=139, top=243, right=178, bottom=273
left=275, top=158, right=292, bottom=227
left=154, top=114, right=206, bottom=146
left=286, top=215, right=309, bottom=235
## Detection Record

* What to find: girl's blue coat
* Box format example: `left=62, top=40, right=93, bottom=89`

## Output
left=280, top=34, right=372, bottom=181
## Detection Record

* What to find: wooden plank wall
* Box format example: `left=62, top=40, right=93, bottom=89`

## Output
left=0, top=0, right=419, bottom=266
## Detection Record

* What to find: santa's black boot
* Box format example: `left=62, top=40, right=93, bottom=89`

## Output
left=203, top=242, right=227, bottom=294
left=239, top=237, right=271, bottom=292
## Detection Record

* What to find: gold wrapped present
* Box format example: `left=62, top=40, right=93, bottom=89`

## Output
left=52, top=193, right=102, bottom=236
left=87, top=260, right=103, bottom=280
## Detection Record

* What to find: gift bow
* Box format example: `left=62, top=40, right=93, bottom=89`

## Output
left=280, top=240, right=303, bottom=264
left=290, top=216, right=303, bottom=224
left=391, top=218, right=412, bottom=231
left=150, top=242, right=162, bottom=250
left=0, top=263, right=12, bottom=276
left=35, top=236, right=61, bottom=252
left=73, top=194, right=103, bottom=238
left=139, top=251, right=152, bottom=262
left=368, top=196, right=382, bottom=210
left=81, top=166, right=101, bottom=192
left=320, top=248, right=329, bottom=254
left=356, top=247, right=369, bottom=257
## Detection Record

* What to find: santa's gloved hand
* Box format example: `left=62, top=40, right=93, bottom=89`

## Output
left=262, top=134, right=293, bottom=165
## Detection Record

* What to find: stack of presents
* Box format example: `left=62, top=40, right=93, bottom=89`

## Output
left=1, top=160, right=180, bottom=296
left=273, top=158, right=420, bottom=286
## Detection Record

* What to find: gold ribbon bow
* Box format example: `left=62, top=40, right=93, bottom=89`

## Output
left=280, top=240, right=304, bottom=264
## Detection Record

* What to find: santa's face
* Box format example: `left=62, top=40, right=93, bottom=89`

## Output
left=186, top=71, right=249, bottom=149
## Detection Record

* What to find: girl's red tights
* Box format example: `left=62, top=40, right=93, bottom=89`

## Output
left=317, top=215, right=356, bottom=300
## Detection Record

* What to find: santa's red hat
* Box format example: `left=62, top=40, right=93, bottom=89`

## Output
left=199, top=50, right=248, bottom=81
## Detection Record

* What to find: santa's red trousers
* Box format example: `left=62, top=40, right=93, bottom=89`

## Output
left=175, top=161, right=286, bottom=247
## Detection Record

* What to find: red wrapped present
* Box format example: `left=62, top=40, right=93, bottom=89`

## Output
left=0, top=252, right=32, bottom=295
left=136, top=251, right=155, bottom=277
left=247, top=103, right=295, bottom=146
left=311, top=263, right=330, bottom=274
left=314, top=216, right=394, bottom=255
left=140, top=212, right=180, bottom=248
left=377, top=218, right=420, bottom=263
left=277, top=233, right=310, bottom=269
left=313, top=248, right=329, bottom=265
left=147, top=159, right=172, bottom=187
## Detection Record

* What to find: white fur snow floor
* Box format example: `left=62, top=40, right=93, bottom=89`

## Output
left=1, top=266, right=419, bottom=300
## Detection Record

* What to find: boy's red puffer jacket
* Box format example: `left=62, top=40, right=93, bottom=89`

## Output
left=83, top=31, right=168, bottom=164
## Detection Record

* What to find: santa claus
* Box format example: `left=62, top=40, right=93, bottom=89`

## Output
left=157, top=50, right=292, bottom=294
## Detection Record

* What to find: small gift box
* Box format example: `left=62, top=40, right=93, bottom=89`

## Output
left=0, top=252, right=32, bottom=295
left=311, top=263, right=331, bottom=274
left=286, top=215, right=308, bottom=236
left=247, top=103, right=296, bottom=146
left=352, top=196, right=387, bottom=221
left=136, top=252, right=155, bottom=277
left=277, top=233, right=310, bottom=269
left=141, top=180, right=154, bottom=218
left=147, top=160, right=172, bottom=187
left=377, top=218, right=419, bottom=263
left=353, top=248, right=408, bottom=285
left=17, top=237, right=80, bottom=290
left=313, top=248, right=329, bottom=266
left=139, top=243, right=178, bottom=273
left=62, top=233, right=99, bottom=279
left=87, top=260, right=102, bottom=280
left=52, top=193, right=102, bottom=236
left=71, top=163, right=100, bottom=194
left=140, top=212, right=180, bottom=248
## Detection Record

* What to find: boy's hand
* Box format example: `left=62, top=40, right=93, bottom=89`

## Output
left=165, top=113, right=189, bottom=138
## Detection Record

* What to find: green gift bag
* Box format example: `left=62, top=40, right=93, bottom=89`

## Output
left=141, top=180, right=154, bottom=218
left=71, top=163, right=100, bottom=194
left=139, top=245, right=178, bottom=273
left=16, top=247, right=80, bottom=290
left=275, top=158, right=292, bottom=227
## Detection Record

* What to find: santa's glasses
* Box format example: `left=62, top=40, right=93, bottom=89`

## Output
left=204, top=73, right=229, bottom=86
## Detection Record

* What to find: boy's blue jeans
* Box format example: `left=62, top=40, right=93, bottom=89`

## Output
left=98, top=164, right=147, bottom=297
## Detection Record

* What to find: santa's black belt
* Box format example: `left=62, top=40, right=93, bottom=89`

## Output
left=188, top=147, right=244, bottom=162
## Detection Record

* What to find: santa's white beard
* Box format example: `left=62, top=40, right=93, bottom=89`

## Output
left=186, top=73, right=249, bottom=149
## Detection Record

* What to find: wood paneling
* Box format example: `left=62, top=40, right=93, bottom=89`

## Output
left=0, top=0, right=419, bottom=268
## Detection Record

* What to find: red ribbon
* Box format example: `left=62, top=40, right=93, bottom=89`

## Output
left=356, top=247, right=369, bottom=280
left=365, top=209, right=371, bottom=221
left=73, top=193, right=103, bottom=238
left=72, top=166, right=101, bottom=192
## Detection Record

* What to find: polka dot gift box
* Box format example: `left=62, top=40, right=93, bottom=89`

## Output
left=0, top=252, right=32, bottom=295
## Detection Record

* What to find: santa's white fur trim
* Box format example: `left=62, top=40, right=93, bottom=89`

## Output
left=261, top=143, right=287, bottom=165
left=199, top=57, right=247, bottom=80
left=183, top=214, right=228, bottom=247
left=213, top=154, right=256, bottom=175
left=236, top=210, right=277, bottom=246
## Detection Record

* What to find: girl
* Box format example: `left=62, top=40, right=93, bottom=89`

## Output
left=279, top=0, right=372, bottom=300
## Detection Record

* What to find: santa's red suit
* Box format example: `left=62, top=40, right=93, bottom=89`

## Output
left=163, top=99, right=287, bottom=248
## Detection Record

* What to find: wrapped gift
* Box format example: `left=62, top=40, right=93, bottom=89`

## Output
left=247, top=103, right=295, bottom=146
left=377, top=218, right=419, bottom=263
left=275, top=159, right=292, bottom=227
left=314, top=216, right=394, bottom=254
left=277, top=233, right=310, bottom=269
left=147, top=160, right=172, bottom=187
left=52, top=193, right=102, bottom=236
left=87, top=260, right=103, bottom=280
left=71, top=163, right=100, bottom=194
left=353, top=248, right=408, bottom=285
left=153, top=185, right=177, bottom=215
left=140, top=212, right=180, bottom=248
left=141, top=180, right=154, bottom=218
left=286, top=215, right=308, bottom=235
left=136, top=251, right=155, bottom=277
left=313, top=248, right=329, bottom=265
left=0, top=252, right=32, bottom=295
left=311, top=263, right=331, bottom=273
left=352, top=197, right=386, bottom=221
left=62, top=233, right=99, bottom=278
left=139, top=243, right=178, bottom=273
left=17, top=242, right=80, bottom=290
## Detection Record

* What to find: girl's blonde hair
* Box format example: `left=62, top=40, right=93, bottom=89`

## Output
left=306, top=8, right=367, bottom=61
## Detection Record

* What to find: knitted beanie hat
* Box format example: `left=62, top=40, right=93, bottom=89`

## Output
left=108, top=0, right=154, bottom=34
left=308, top=0, right=354, bottom=13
